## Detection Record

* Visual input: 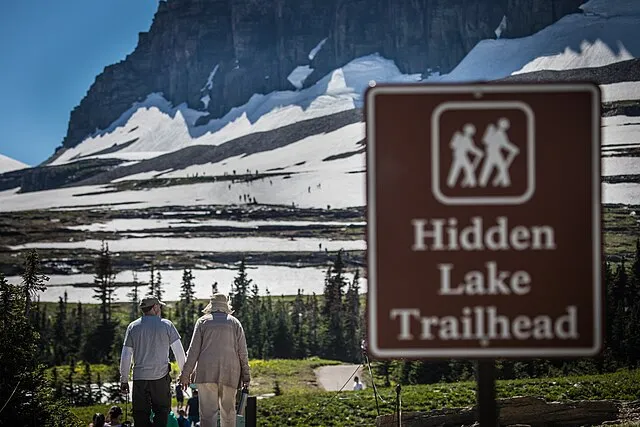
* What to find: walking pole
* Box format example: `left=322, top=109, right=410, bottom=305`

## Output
left=125, top=389, right=129, bottom=423
left=395, top=384, right=402, bottom=427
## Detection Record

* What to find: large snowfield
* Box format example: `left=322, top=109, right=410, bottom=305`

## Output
left=1, top=0, right=639, bottom=297
left=10, top=237, right=366, bottom=253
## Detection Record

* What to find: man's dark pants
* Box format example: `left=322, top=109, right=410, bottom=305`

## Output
left=132, top=373, right=171, bottom=427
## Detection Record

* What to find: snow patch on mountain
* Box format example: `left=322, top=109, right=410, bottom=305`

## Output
left=601, top=81, right=640, bottom=103
left=432, top=0, right=640, bottom=82
left=287, top=65, right=314, bottom=89
left=580, top=0, right=640, bottom=18
left=309, top=38, right=328, bottom=61
left=0, top=154, right=29, bottom=173
left=494, top=15, right=507, bottom=39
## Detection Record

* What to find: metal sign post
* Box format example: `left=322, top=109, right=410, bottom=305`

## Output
left=476, top=359, right=497, bottom=426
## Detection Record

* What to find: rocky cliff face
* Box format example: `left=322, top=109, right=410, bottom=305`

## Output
left=60, top=0, right=582, bottom=152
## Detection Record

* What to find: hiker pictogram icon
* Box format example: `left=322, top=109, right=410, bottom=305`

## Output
left=446, top=118, right=520, bottom=189
left=431, top=101, right=535, bottom=206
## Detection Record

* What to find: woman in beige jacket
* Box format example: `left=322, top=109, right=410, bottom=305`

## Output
left=179, top=293, right=250, bottom=427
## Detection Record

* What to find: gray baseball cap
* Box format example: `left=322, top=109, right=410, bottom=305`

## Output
left=139, top=297, right=166, bottom=309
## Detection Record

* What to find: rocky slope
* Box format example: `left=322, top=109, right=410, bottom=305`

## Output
left=59, top=0, right=582, bottom=154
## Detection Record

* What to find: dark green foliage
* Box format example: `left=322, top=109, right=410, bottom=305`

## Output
left=155, top=270, right=164, bottom=302
left=321, top=250, right=348, bottom=361
left=93, top=241, right=116, bottom=326
left=230, top=259, right=251, bottom=327
left=53, top=295, right=69, bottom=365
left=107, top=363, right=125, bottom=404
left=178, top=268, right=196, bottom=346
left=248, top=283, right=263, bottom=359
left=255, top=369, right=640, bottom=426
left=0, top=264, right=81, bottom=426
left=83, top=322, right=116, bottom=364
left=126, top=272, right=140, bottom=322
left=343, top=269, right=362, bottom=362
left=260, top=289, right=276, bottom=358
left=291, top=289, right=307, bottom=358
left=306, top=293, right=320, bottom=356
left=146, top=263, right=157, bottom=298
left=21, top=249, right=49, bottom=317
left=273, top=298, right=293, bottom=358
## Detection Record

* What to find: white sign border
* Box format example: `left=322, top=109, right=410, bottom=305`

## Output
left=366, top=83, right=602, bottom=358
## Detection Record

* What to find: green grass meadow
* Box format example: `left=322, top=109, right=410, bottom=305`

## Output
left=70, top=365, right=640, bottom=426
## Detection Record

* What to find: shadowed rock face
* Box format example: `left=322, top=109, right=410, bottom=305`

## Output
left=60, top=0, right=582, bottom=152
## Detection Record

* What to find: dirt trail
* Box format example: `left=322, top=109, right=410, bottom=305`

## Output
left=314, top=364, right=365, bottom=391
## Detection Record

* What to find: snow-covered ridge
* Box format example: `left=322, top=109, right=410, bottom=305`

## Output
left=51, top=54, right=419, bottom=167
left=0, top=154, right=29, bottom=174
left=433, top=0, right=640, bottom=82
left=580, top=0, right=640, bottom=18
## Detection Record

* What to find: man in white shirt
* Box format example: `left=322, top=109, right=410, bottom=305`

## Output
left=119, top=297, right=186, bottom=427
left=353, top=376, right=364, bottom=391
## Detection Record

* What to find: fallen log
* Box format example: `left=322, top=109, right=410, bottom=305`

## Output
left=376, top=396, right=621, bottom=427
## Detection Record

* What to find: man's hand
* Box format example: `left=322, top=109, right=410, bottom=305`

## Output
left=179, top=376, right=190, bottom=391
left=120, top=382, right=129, bottom=394
left=242, top=381, right=250, bottom=388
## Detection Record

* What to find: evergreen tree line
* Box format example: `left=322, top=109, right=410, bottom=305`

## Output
left=376, top=239, right=640, bottom=386
left=10, top=238, right=640, bottom=414
left=172, top=251, right=364, bottom=363
left=22, top=245, right=364, bottom=406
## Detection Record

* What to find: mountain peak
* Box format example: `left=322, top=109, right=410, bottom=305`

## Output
left=58, top=0, right=583, bottom=155
left=0, top=154, right=29, bottom=174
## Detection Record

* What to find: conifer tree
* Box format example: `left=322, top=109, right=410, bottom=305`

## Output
left=374, top=361, right=392, bottom=387
left=79, top=361, right=94, bottom=406
left=155, top=270, right=164, bottom=302
left=179, top=268, right=196, bottom=346
left=322, top=250, right=347, bottom=360
left=230, top=259, right=251, bottom=327
left=96, top=372, right=103, bottom=405
left=147, top=263, right=157, bottom=298
left=212, top=281, right=219, bottom=294
left=273, top=297, right=293, bottom=358
left=52, top=366, right=63, bottom=399
left=625, top=239, right=640, bottom=365
left=260, top=289, right=275, bottom=358
left=306, top=293, right=320, bottom=356
left=127, top=272, right=140, bottom=321
left=53, top=296, right=68, bottom=365
left=248, top=283, right=263, bottom=358
left=93, top=241, right=116, bottom=325
left=603, top=259, right=617, bottom=367
left=291, top=289, right=307, bottom=358
left=344, top=270, right=362, bottom=362
left=64, top=358, right=76, bottom=405
left=21, top=249, right=49, bottom=317
left=612, top=261, right=629, bottom=359
left=70, top=302, right=84, bottom=360
left=108, top=363, right=125, bottom=403
left=0, top=272, right=79, bottom=426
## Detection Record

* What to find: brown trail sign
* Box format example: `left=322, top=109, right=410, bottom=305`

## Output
left=365, top=83, right=602, bottom=359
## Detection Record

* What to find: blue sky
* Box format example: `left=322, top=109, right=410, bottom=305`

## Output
left=0, top=0, right=159, bottom=166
